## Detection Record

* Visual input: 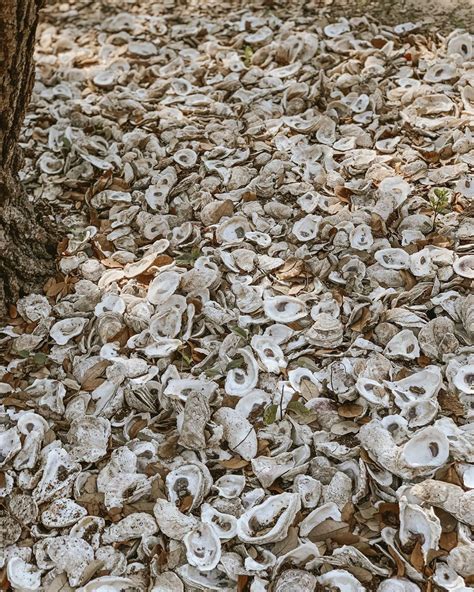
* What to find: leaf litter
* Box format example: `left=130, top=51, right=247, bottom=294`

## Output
left=0, top=1, right=474, bottom=591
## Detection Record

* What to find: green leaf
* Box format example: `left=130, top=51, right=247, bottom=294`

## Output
left=243, top=45, right=253, bottom=67
left=33, top=353, right=49, bottom=366
left=263, top=404, right=278, bottom=425
left=231, top=326, right=248, bottom=339
left=428, top=187, right=452, bottom=212
left=226, top=357, right=244, bottom=371
left=17, top=350, right=30, bottom=359
left=179, top=351, right=192, bottom=366
left=176, top=248, right=201, bottom=267
left=293, top=357, right=318, bottom=371
left=204, top=367, right=221, bottom=378
left=287, top=400, right=311, bottom=416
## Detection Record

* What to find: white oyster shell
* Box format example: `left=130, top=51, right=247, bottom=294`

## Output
left=236, top=493, right=301, bottom=544
left=183, top=522, right=222, bottom=571
left=401, top=427, right=449, bottom=469
left=41, top=498, right=87, bottom=528
left=214, top=407, right=258, bottom=460
left=453, top=255, right=474, bottom=279
left=453, top=365, right=474, bottom=395
left=214, top=475, right=246, bottom=499
left=225, top=348, right=259, bottom=397
left=102, top=512, right=157, bottom=543
left=411, top=480, right=474, bottom=525
left=251, top=335, right=287, bottom=373
left=378, top=579, right=420, bottom=592
left=147, top=271, right=180, bottom=305
left=375, top=248, right=410, bottom=270
left=316, top=569, right=365, bottom=592
left=384, top=329, right=420, bottom=360
left=166, top=462, right=213, bottom=512
left=274, top=569, right=317, bottom=591
left=6, top=557, right=42, bottom=592
left=399, top=499, right=441, bottom=560
left=306, top=313, right=343, bottom=348
left=50, top=317, right=88, bottom=345
left=263, top=295, right=307, bottom=323
left=153, top=498, right=198, bottom=540
left=78, top=576, right=138, bottom=592
left=46, top=535, right=94, bottom=587
left=201, top=503, right=237, bottom=540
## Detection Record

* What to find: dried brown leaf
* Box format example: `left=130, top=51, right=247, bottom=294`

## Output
left=439, top=531, right=458, bottom=552
left=276, top=257, right=305, bottom=280
left=237, top=575, right=249, bottom=592
left=179, top=495, right=194, bottom=512
left=388, top=546, right=406, bottom=577
left=410, top=540, right=425, bottom=573
left=350, top=307, right=371, bottom=332
left=219, top=457, right=249, bottom=469
left=338, top=402, right=363, bottom=418
left=438, top=390, right=465, bottom=417
left=81, top=360, right=109, bottom=391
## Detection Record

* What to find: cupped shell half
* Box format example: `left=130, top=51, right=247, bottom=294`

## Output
left=236, top=492, right=301, bottom=544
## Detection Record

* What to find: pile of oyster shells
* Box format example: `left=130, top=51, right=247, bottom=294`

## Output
left=0, top=3, right=473, bottom=590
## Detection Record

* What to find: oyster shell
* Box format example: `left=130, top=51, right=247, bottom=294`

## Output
left=306, top=313, right=343, bottom=348
left=7, top=557, right=41, bottom=592
left=2, top=8, right=473, bottom=591
left=274, top=570, right=317, bottom=591
left=237, top=493, right=301, bottom=544
left=214, top=407, right=258, bottom=460
left=166, top=462, right=213, bottom=512
left=263, top=295, right=307, bottom=323
left=183, top=522, right=222, bottom=571
left=225, top=348, right=259, bottom=397
left=401, top=427, right=450, bottom=469
left=411, top=480, right=474, bottom=525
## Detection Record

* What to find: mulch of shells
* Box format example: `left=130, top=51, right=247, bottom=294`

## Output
left=1, top=2, right=474, bottom=591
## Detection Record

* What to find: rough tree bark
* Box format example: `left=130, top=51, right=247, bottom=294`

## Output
left=0, top=0, right=58, bottom=316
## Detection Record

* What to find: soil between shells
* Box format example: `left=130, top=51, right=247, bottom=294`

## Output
left=0, top=2, right=473, bottom=591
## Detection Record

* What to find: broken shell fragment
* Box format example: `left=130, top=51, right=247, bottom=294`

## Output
left=41, top=498, right=87, bottom=528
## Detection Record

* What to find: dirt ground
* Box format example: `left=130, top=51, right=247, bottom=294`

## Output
left=44, top=0, right=474, bottom=30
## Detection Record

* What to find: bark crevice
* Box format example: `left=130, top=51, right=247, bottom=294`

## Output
left=0, top=0, right=58, bottom=316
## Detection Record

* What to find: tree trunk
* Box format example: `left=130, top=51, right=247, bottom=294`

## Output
left=0, top=0, right=58, bottom=316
